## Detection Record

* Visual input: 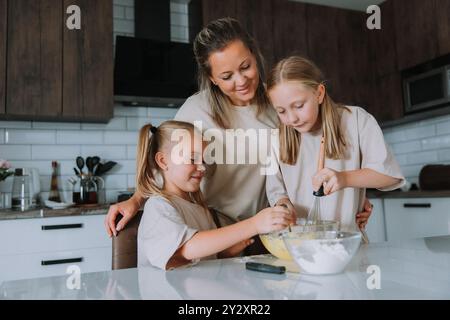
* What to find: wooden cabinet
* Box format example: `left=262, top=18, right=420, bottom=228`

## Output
left=202, top=0, right=238, bottom=24
left=271, top=0, right=308, bottom=62
left=436, top=0, right=450, bottom=57
left=0, top=0, right=113, bottom=122
left=63, top=0, right=113, bottom=122
left=393, top=0, right=438, bottom=71
left=0, top=0, right=5, bottom=115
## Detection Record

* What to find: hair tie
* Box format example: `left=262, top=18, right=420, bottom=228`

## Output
left=150, top=126, right=158, bottom=134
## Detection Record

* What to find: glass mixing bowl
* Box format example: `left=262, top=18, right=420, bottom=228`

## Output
left=283, top=230, right=361, bottom=275
left=259, top=220, right=339, bottom=260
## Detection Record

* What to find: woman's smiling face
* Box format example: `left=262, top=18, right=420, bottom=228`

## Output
left=208, top=40, right=259, bottom=106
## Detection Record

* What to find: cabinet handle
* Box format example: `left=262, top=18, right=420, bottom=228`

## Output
left=41, top=223, right=83, bottom=230
left=403, top=203, right=431, bottom=208
left=41, top=257, right=83, bottom=266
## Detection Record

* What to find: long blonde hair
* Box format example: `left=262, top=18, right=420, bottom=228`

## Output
left=267, top=56, right=349, bottom=165
left=194, top=17, right=272, bottom=129
left=135, top=120, right=207, bottom=209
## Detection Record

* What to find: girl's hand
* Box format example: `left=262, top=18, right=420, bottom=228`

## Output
left=275, top=198, right=297, bottom=225
left=219, top=239, right=255, bottom=258
left=252, top=206, right=291, bottom=234
left=313, top=168, right=347, bottom=195
left=356, top=198, right=373, bottom=230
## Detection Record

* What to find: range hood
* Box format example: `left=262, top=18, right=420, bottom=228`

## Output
left=113, top=0, right=200, bottom=107
left=113, top=36, right=197, bottom=107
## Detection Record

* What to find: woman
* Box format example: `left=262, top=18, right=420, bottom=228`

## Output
left=105, top=18, right=373, bottom=251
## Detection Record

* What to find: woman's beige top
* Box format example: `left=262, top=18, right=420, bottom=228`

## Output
left=266, top=106, right=405, bottom=231
left=175, top=91, right=278, bottom=223
left=138, top=195, right=217, bottom=270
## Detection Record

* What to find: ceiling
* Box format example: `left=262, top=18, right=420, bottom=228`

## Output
left=290, top=0, right=386, bottom=11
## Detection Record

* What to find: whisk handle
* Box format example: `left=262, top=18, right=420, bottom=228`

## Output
left=313, top=185, right=325, bottom=197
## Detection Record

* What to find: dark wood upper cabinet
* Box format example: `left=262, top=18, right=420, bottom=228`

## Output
left=63, top=0, right=113, bottom=122
left=0, top=0, right=6, bottom=115
left=393, top=0, right=438, bottom=70
left=202, top=0, right=237, bottom=25
left=271, top=0, right=308, bottom=62
left=436, top=0, right=450, bottom=57
left=6, top=0, right=62, bottom=118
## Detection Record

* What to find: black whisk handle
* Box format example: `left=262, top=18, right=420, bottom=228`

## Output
left=313, top=185, right=325, bottom=197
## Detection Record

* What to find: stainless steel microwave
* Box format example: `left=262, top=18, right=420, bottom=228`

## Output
left=403, top=65, right=450, bottom=114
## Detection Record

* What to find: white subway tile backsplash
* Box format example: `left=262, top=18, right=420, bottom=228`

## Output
left=106, top=190, right=121, bottom=204
left=114, top=19, right=134, bottom=34
left=437, top=149, right=450, bottom=162
left=0, top=145, right=32, bottom=160
left=170, top=2, right=188, bottom=14
left=150, top=118, right=170, bottom=127
left=9, top=160, right=54, bottom=175
left=81, top=145, right=127, bottom=160
left=108, top=160, right=136, bottom=174
left=32, top=121, right=81, bottom=130
left=81, top=117, right=127, bottom=130
left=0, top=121, right=32, bottom=129
left=391, top=140, right=422, bottom=155
left=147, top=107, right=179, bottom=118
left=6, top=129, right=56, bottom=145
left=171, top=12, right=188, bottom=26
left=56, top=130, right=103, bottom=145
left=0, top=129, right=4, bottom=144
left=113, top=0, right=134, bottom=8
left=126, top=117, right=151, bottom=131
left=32, top=145, right=81, bottom=160
left=422, top=135, right=450, bottom=150
left=171, top=25, right=189, bottom=42
left=103, top=174, right=128, bottom=189
left=127, top=145, right=137, bottom=159
left=406, top=150, right=438, bottom=166
left=114, top=105, right=148, bottom=117
left=113, top=5, right=125, bottom=19
left=436, top=121, right=450, bottom=135
left=104, top=131, right=138, bottom=145
left=127, top=174, right=136, bottom=188
left=399, top=164, right=423, bottom=179
left=125, top=7, right=134, bottom=20
left=384, top=125, right=436, bottom=144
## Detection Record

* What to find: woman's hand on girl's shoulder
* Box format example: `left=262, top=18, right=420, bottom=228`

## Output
left=313, top=168, right=348, bottom=195
left=252, top=206, right=291, bottom=234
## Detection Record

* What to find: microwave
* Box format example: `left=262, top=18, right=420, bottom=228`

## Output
left=403, top=65, right=450, bottom=114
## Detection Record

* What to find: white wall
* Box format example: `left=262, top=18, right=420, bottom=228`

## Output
left=0, top=0, right=185, bottom=204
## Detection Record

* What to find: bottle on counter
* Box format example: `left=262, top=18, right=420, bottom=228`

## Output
left=48, top=161, right=61, bottom=203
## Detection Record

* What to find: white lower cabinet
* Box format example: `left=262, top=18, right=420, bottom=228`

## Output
left=384, top=198, right=450, bottom=241
left=0, top=215, right=111, bottom=284
left=366, top=198, right=386, bottom=243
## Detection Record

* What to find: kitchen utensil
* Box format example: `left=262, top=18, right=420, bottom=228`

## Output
left=76, top=156, right=85, bottom=175
left=73, top=174, right=99, bottom=205
left=92, top=156, right=100, bottom=174
left=11, top=168, right=32, bottom=211
left=86, top=157, right=93, bottom=175
left=307, top=136, right=325, bottom=224
left=74, top=167, right=80, bottom=177
left=94, top=161, right=117, bottom=176
left=283, top=230, right=361, bottom=275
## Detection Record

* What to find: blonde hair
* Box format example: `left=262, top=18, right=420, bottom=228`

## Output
left=267, top=56, right=349, bottom=165
left=194, top=17, right=272, bottom=129
left=135, top=120, right=208, bottom=210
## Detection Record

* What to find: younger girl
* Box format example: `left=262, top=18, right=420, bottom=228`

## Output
left=266, top=56, right=405, bottom=232
left=136, top=121, right=292, bottom=270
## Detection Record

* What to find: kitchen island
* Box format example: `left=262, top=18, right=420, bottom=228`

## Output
left=1, top=235, right=449, bottom=300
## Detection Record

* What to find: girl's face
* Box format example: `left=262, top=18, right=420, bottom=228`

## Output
left=268, top=81, right=325, bottom=133
left=208, top=40, right=259, bottom=106
left=158, top=135, right=206, bottom=199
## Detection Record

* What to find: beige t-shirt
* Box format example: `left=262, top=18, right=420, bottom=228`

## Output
left=266, top=106, right=405, bottom=232
left=137, top=195, right=217, bottom=270
left=175, top=91, right=278, bottom=222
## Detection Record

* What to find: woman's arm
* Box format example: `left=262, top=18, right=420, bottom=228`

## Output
left=104, top=192, right=145, bottom=237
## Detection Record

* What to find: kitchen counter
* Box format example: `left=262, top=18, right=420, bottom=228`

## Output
left=367, top=189, right=450, bottom=198
left=1, top=235, right=449, bottom=300
left=0, top=204, right=110, bottom=221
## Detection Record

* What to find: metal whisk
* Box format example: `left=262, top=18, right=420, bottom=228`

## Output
left=307, top=136, right=325, bottom=225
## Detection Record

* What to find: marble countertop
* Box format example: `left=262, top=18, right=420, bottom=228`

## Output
left=0, top=204, right=110, bottom=221
left=1, top=236, right=449, bottom=300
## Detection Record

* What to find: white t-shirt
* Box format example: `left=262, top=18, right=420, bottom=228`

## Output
left=266, top=106, right=405, bottom=231
left=137, top=195, right=217, bottom=270
left=175, top=91, right=278, bottom=222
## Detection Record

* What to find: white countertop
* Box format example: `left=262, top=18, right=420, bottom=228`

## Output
left=1, top=236, right=450, bottom=300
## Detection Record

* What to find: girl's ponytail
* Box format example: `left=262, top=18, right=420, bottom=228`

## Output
left=135, top=124, right=160, bottom=198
